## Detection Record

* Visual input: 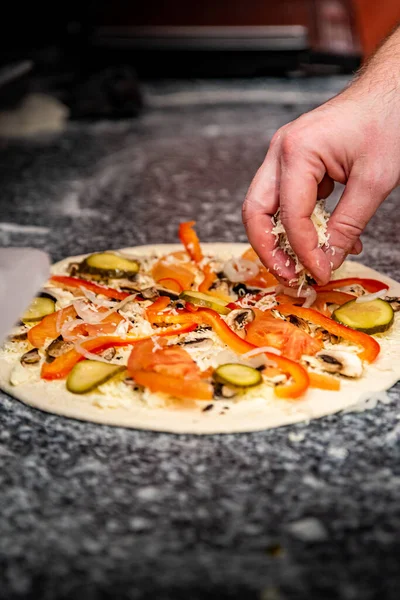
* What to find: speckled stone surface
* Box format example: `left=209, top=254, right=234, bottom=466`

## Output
left=0, top=78, right=399, bottom=600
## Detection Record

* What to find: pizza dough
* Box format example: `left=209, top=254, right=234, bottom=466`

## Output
left=0, top=243, right=399, bottom=434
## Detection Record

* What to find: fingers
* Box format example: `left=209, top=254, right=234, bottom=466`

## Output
left=243, top=131, right=297, bottom=281
left=326, top=169, right=389, bottom=270
left=349, top=238, right=363, bottom=255
left=278, top=153, right=333, bottom=284
left=318, top=174, right=335, bottom=200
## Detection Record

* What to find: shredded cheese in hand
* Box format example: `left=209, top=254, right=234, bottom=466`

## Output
left=271, top=199, right=331, bottom=286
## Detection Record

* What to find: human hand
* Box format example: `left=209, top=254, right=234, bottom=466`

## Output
left=242, top=33, right=400, bottom=285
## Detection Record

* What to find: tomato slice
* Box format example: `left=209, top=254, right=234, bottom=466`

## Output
left=128, top=338, right=201, bottom=378
left=27, top=305, right=77, bottom=348
left=241, top=247, right=278, bottom=288
left=246, top=309, right=322, bottom=361
left=131, top=371, right=213, bottom=401
left=128, top=338, right=213, bottom=400
left=41, top=323, right=197, bottom=380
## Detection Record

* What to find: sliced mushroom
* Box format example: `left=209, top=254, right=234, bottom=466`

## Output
left=314, top=327, right=339, bottom=344
left=226, top=309, right=255, bottom=338
left=100, top=347, right=117, bottom=361
left=46, top=336, right=74, bottom=360
left=180, top=337, right=214, bottom=350
left=210, top=278, right=231, bottom=296
left=213, top=382, right=237, bottom=399
left=68, top=262, right=80, bottom=277
left=305, top=350, right=363, bottom=378
left=232, top=283, right=261, bottom=298
left=20, top=348, right=40, bottom=366
left=8, top=326, right=28, bottom=342
left=288, top=315, right=311, bottom=334
left=385, top=297, right=400, bottom=312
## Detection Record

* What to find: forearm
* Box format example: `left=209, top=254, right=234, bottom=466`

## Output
left=351, top=25, right=400, bottom=97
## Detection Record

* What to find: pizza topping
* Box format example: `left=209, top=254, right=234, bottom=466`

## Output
left=223, top=258, right=259, bottom=283
left=66, top=360, right=125, bottom=394
left=178, top=221, right=203, bottom=263
left=77, top=252, right=140, bottom=281
left=225, top=308, right=255, bottom=337
left=213, top=364, right=262, bottom=388
left=277, top=304, right=380, bottom=363
left=180, top=291, right=231, bottom=315
left=46, top=336, right=75, bottom=360
left=385, top=297, right=400, bottom=312
left=313, top=277, right=389, bottom=294
left=332, top=299, right=394, bottom=335
left=50, top=275, right=131, bottom=301
left=20, top=348, right=40, bottom=366
left=354, top=289, right=388, bottom=303
left=22, top=296, right=56, bottom=323
left=304, top=350, right=363, bottom=378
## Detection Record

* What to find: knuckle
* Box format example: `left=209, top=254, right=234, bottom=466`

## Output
left=280, top=130, right=302, bottom=162
left=334, top=213, right=364, bottom=244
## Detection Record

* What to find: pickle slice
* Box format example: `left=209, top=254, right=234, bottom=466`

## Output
left=78, top=253, right=140, bottom=280
left=213, top=363, right=262, bottom=388
left=332, top=298, right=394, bottom=334
left=22, top=297, right=55, bottom=322
left=180, top=291, right=230, bottom=315
left=66, top=360, right=125, bottom=394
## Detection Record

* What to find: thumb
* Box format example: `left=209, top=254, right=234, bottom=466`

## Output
left=325, top=169, right=390, bottom=271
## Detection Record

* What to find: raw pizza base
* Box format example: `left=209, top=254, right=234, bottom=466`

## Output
left=1, top=243, right=400, bottom=434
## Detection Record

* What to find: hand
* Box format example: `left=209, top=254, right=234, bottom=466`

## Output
left=242, top=30, right=400, bottom=285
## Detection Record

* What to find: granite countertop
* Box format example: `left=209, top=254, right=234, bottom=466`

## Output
left=0, top=77, right=399, bottom=600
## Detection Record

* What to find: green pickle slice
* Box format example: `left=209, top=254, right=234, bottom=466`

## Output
left=180, top=291, right=230, bottom=315
left=67, top=360, right=125, bottom=394
left=213, top=363, right=262, bottom=388
left=332, top=298, right=394, bottom=334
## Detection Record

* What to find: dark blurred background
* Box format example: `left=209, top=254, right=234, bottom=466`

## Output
left=0, top=0, right=399, bottom=120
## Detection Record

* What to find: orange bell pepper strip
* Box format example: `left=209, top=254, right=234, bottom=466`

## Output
left=50, top=275, right=131, bottom=301
left=308, top=372, right=341, bottom=391
left=179, top=221, right=203, bottom=263
left=131, top=371, right=213, bottom=401
left=27, top=305, right=77, bottom=348
left=157, top=278, right=183, bottom=293
left=269, top=354, right=310, bottom=399
left=277, top=304, right=380, bottom=362
left=314, top=278, right=388, bottom=294
left=145, top=296, right=171, bottom=321
left=198, top=264, right=216, bottom=293
left=40, top=323, right=197, bottom=380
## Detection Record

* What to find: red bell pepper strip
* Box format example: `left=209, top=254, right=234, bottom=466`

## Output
left=277, top=304, right=380, bottom=362
left=50, top=275, right=131, bottom=301
left=28, top=305, right=77, bottom=348
left=198, top=264, right=217, bottom=293
left=314, top=278, right=388, bottom=294
left=314, top=291, right=356, bottom=305
left=40, top=323, right=197, bottom=380
left=179, top=221, right=203, bottom=263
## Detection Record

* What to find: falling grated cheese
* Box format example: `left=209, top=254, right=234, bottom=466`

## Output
left=271, top=199, right=331, bottom=286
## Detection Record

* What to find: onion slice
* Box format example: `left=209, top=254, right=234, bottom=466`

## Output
left=355, top=289, right=387, bottom=303
left=242, top=346, right=282, bottom=358
left=223, top=258, right=259, bottom=282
